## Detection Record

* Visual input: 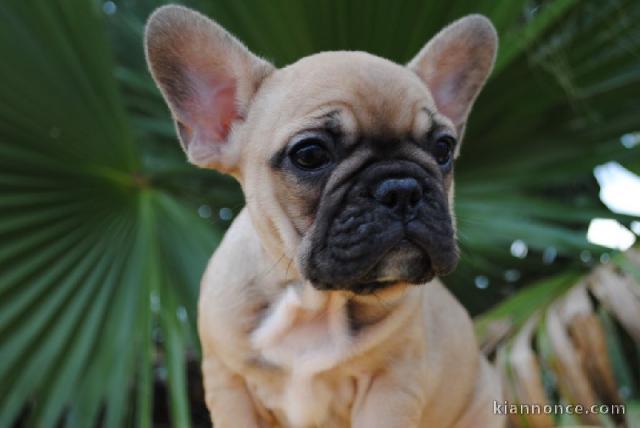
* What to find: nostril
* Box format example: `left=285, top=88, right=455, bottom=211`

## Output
left=385, top=192, right=397, bottom=207
left=373, top=177, right=423, bottom=210
left=409, top=186, right=422, bottom=206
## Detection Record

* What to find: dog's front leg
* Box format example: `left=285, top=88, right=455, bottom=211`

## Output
left=351, top=369, right=426, bottom=428
left=201, top=351, right=267, bottom=428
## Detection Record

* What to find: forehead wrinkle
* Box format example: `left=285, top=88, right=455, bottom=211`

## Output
left=431, top=111, right=456, bottom=135
left=279, top=105, right=351, bottom=143
left=354, top=83, right=420, bottom=135
left=412, top=107, right=435, bottom=139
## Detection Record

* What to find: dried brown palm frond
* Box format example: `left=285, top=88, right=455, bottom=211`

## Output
left=477, top=250, right=640, bottom=428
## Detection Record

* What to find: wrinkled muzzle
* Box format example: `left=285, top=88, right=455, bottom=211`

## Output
left=299, top=160, right=459, bottom=293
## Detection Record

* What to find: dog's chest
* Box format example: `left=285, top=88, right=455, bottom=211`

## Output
left=247, top=368, right=358, bottom=427
left=247, top=284, right=359, bottom=426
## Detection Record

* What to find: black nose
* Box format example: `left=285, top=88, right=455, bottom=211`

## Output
left=373, top=177, right=423, bottom=216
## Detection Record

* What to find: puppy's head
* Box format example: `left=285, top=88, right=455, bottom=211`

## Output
left=145, top=6, right=497, bottom=293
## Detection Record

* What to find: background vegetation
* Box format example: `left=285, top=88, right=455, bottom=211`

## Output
left=0, top=0, right=639, bottom=426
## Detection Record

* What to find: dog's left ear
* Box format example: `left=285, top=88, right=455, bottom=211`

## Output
left=408, top=15, right=497, bottom=136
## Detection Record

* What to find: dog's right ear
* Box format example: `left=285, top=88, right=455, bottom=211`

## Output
left=145, top=5, right=274, bottom=173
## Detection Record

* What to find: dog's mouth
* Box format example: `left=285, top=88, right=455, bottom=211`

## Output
left=309, top=235, right=441, bottom=293
left=348, top=246, right=434, bottom=294
left=349, top=280, right=399, bottom=295
left=301, top=200, right=459, bottom=292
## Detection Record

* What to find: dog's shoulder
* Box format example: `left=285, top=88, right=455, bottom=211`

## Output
left=198, top=208, right=279, bottom=357
left=200, top=208, right=263, bottom=296
left=421, top=279, right=478, bottom=361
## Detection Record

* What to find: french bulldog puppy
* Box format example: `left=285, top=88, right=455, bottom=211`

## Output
left=145, top=5, right=502, bottom=427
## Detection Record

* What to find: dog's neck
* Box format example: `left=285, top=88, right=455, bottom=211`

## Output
left=235, top=208, right=423, bottom=375
left=251, top=280, right=421, bottom=376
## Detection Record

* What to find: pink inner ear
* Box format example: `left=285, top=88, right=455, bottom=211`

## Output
left=183, top=70, right=238, bottom=145
left=431, top=74, right=464, bottom=126
left=207, top=79, right=237, bottom=141
left=425, top=50, right=471, bottom=128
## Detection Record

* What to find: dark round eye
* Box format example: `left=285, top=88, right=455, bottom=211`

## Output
left=289, top=138, right=333, bottom=170
left=433, top=136, right=455, bottom=166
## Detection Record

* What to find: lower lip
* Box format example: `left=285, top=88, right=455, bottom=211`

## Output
left=351, top=281, right=395, bottom=294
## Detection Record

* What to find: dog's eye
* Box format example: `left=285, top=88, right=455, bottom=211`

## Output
left=432, top=135, right=455, bottom=166
left=289, top=137, right=333, bottom=171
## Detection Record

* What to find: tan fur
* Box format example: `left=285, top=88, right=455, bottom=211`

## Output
left=146, top=5, right=503, bottom=427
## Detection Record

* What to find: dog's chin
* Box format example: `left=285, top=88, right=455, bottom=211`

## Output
left=310, top=240, right=438, bottom=294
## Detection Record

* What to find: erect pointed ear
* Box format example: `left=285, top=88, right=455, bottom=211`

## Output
left=145, top=5, right=274, bottom=172
left=408, top=15, right=497, bottom=136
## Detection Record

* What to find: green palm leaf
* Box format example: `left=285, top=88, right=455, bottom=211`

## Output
left=0, top=2, right=219, bottom=426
